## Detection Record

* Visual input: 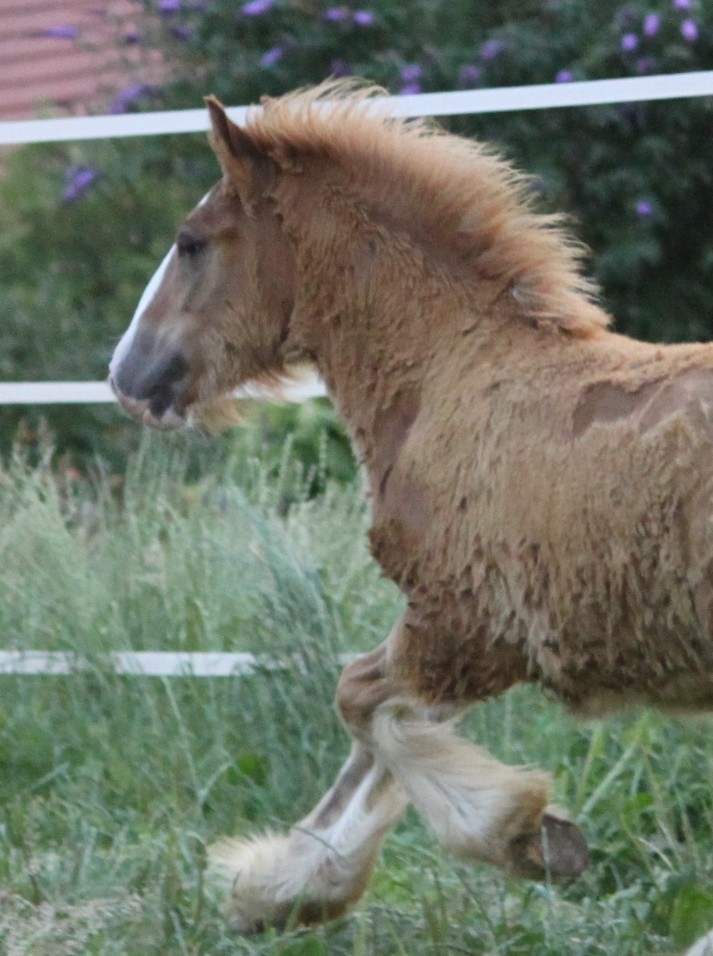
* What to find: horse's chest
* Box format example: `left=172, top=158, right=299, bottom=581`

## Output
left=368, top=459, right=429, bottom=588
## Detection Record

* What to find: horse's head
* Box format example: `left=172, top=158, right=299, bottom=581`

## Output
left=109, top=97, right=295, bottom=429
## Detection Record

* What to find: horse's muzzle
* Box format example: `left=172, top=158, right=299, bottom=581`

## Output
left=110, top=381, right=187, bottom=430
left=109, top=337, right=190, bottom=431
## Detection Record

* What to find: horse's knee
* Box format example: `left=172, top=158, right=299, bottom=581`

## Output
left=335, top=645, right=396, bottom=736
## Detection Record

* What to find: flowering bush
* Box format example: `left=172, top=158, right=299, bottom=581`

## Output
left=145, top=0, right=713, bottom=342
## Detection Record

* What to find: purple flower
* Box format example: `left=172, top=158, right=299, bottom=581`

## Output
left=171, top=24, right=192, bottom=40
left=400, top=64, right=422, bottom=83
left=399, top=65, right=422, bottom=94
left=109, top=83, right=156, bottom=114
left=242, top=0, right=273, bottom=15
left=123, top=29, right=141, bottom=43
left=555, top=69, right=574, bottom=83
left=324, top=6, right=347, bottom=22
left=260, top=45, right=283, bottom=66
left=673, top=0, right=691, bottom=9
left=158, top=0, right=181, bottom=12
left=479, top=38, right=505, bottom=61
left=459, top=64, right=481, bottom=87
left=330, top=58, right=352, bottom=77
left=643, top=13, right=661, bottom=36
left=353, top=9, right=374, bottom=26
left=62, top=166, right=99, bottom=204
left=39, top=25, right=79, bottom=39
left=621, top=32, right=639, bottom=52
left=681, top=17, right=698, bottom=41
left=635, top=199, right=654, bottom=218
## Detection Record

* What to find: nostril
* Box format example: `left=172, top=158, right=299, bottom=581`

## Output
left=160, top=352, right=189, bottom=388
left=149, top=387, right=176, bottom=418
left=113, top=346, right=188, bottom=403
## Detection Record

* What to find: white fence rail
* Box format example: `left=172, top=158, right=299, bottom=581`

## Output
left=1, top=70, right=711, bottom=676
left=3, top=70, right=713, bottom=146
left=0, top=650, right=356, bottom=677
left=0, top=376, right=327, bottom=405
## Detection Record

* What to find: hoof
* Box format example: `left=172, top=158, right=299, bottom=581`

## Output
left=510, top=809, right=590, bottom=881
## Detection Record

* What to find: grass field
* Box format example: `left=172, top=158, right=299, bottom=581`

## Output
left=2, top=435, right=713, bottom=954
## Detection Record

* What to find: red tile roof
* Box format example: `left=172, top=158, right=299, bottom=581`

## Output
left=0, top=0, right=163, bottom=119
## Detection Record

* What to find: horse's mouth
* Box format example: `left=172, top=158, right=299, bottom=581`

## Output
left=109, top=377, right=187, bottom=431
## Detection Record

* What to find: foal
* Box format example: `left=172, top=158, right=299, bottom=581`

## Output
left=110, top=81, right=713, bottom=933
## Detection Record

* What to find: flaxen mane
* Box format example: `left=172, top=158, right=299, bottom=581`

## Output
left=243, top=80, right=610, bottom=337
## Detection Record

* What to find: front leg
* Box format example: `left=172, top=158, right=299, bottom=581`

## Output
left=208, top=641, right=408, bottom=932
left=209, top=740, right=407, bottom=932
left=370, top=699, right=589, bottom=879
left=336, top=621, right=588, bottom=880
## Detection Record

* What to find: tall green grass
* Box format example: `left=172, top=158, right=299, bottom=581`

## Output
left=1, top=437, right=713, bottom=954
left=0, top=434, right=398, bottom=659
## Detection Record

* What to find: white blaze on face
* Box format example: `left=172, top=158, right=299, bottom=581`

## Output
left=109, top=243, right=176, bottom=378
left=109, top=190, right=213, bottom=379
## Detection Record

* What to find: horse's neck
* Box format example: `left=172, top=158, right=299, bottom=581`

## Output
left=281, top=177, right=514, bottom=468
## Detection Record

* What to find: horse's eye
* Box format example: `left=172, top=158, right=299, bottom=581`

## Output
left=177, top=231, right=205, bottom=258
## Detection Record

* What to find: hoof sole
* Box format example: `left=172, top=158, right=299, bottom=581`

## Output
left=511, top=811, right=590, bottom=880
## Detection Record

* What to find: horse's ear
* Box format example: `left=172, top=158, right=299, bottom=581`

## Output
left=205, top=95, right=264, bottom=210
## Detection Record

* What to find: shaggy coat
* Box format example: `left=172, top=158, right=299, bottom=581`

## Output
left=109, top=81, right=713, bottom=940
left=236, top=85, right=713, bottom=717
